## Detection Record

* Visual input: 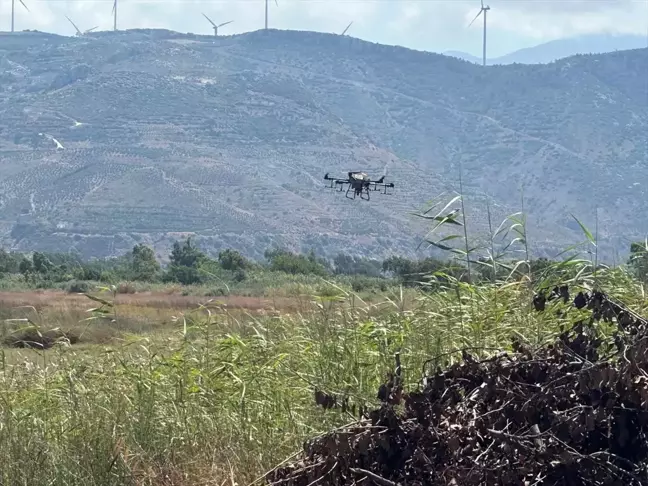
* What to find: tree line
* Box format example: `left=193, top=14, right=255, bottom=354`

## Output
left=0, top=236, right=629, bottom=291
left=0, top=238, right=456, bottom=289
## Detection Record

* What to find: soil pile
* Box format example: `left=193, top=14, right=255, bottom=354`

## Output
left=267, top=289, right=648, bottom=485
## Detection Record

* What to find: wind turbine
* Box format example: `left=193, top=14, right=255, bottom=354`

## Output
left=66, top=15, right=98, bottom=37
left=11, top=0, right=30, bottom=33
left=112, top=0, right=117, bottom=31
left=341, top=21, right=353, bottom=36
left=468, top=0, right=490, bottom=67
left=265, top=0, right=278, bottom=30
left=202, top=13, right=233, bottom=36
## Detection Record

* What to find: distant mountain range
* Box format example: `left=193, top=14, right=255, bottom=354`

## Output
left=0, top=29, right=646, bottom=262
left=445, top=33, right=647, bottom=65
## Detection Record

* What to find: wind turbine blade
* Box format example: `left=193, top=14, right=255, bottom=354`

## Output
left=467, top=9, right=482, bottom=27
left=19, top=0, right=29, bottom=12
left=218, top=20, right=233, bottom=28
left=274, top=0, right=278, bottom=7
left=86, top=26, right=98, bottom=33
left=66, top=15, right=82, bottom=34
left=202, top=12, right=217, bottom=27
left=481, top=0, right=484, bottom=8
left=342, top=21, right=353, bottom=35
left=112, top=0, right=116, bottom=14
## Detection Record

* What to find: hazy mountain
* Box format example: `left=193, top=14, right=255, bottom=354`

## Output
left=445, top=33, right=647, bottom=65
left=444, top=50, right=483, bottom=65
left=0, top=29, right=646, bottom=262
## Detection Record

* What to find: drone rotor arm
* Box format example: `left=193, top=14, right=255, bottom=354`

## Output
left=324, top=172, right=347, bottom=182
left=370, top=182, right=395, bottom=195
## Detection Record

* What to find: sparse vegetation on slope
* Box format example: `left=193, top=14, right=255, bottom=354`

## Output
left=0, top=29, right=645, bottom=259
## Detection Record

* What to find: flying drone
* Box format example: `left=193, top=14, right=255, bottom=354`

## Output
left=324, top=171, right=394, bottom=200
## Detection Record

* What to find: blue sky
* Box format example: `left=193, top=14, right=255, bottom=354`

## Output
left=2, top=0, right=647, bottom=57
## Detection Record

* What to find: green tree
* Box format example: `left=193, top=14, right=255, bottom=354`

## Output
left=382, top=256, right=416, bottom=279
left=0, top=249, right=21, bottom=274
left=74, top=265, right=102, bottom=281
left=19, top=257, right=34, bottom=276
left=334, top=253, right=382, bottom=277
left=382, top=255, right=462, bottom=287
left=164, top=238, right=205, bottom=285
left=218, top=249, right=248, bottom=271
left=32, top=252, right=53, bottom=274
left=171, top=238, right=203, bottom=268
left=264, top=248, right=328, bottom=276
left=131, top=244, right=160, bottom=281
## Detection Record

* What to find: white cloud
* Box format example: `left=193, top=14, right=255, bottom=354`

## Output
left=489, top=0, right=648, bottom=39
left=0, top=0, right=646, bottom=54
left=387, top=1, right=422, bottom=35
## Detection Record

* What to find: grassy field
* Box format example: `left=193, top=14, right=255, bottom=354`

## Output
left=0, top=263, right=644, bottom=485
left=0, top=285, right=406, bottom=345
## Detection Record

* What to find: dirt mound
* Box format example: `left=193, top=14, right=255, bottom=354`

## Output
left=267, top=288, right=648, bottom=486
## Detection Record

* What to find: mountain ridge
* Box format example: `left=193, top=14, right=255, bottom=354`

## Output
left=445, top=33, right=647, bottom=65
left=0, top=28, right=646, bottom=262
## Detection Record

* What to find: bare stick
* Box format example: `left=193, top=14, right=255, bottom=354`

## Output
left=350, top=468, right=398, bottom=486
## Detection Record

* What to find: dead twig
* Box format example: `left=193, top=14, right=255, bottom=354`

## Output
left=350, top=468, right=398, bottom=486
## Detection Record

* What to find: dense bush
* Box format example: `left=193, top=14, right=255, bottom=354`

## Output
left=67, top=280, right=91, bottom=294
left=218, top=249, right=249, bottom=271
left=264, top=248, right=329, bottom=276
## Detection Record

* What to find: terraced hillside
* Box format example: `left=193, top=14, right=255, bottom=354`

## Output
left=0, top=29, right=646, bottom=260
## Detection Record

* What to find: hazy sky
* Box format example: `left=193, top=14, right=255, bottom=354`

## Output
left=2, top=0, right=647, bottom=57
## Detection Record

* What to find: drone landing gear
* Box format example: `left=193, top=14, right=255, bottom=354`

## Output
left=345, top=186, right=370, bottom=200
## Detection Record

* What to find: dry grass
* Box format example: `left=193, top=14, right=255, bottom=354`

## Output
left=0, top=280, right=435, bottom=484
left=0, top=276, right=573, bottom=485
left=0, top=290, right=300, bottom=312
left=0, top=290, right=316, bottom=350
left=0, top=287, right=409, bottom=352
left=0, top=262, right=639, bottom=485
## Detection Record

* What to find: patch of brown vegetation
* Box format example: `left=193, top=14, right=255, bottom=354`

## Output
left=0, top=290, right=307, bottom=346
left=0, top=291, right=298, bottom=313
left=268, top=288, right=648, bottom=486
left=4, top=328, right=79, bottom=349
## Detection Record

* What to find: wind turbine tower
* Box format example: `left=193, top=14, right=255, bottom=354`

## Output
left=11, top=0, right=30, bottom=33
left=468, top=0, right=490, bottom=67
left=112, top=0, right=117, bottom=31
left=265, top=0, right=278, bottom=30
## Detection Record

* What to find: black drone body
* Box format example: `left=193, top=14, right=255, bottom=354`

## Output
left=324, top=171, right=394, bottom=200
